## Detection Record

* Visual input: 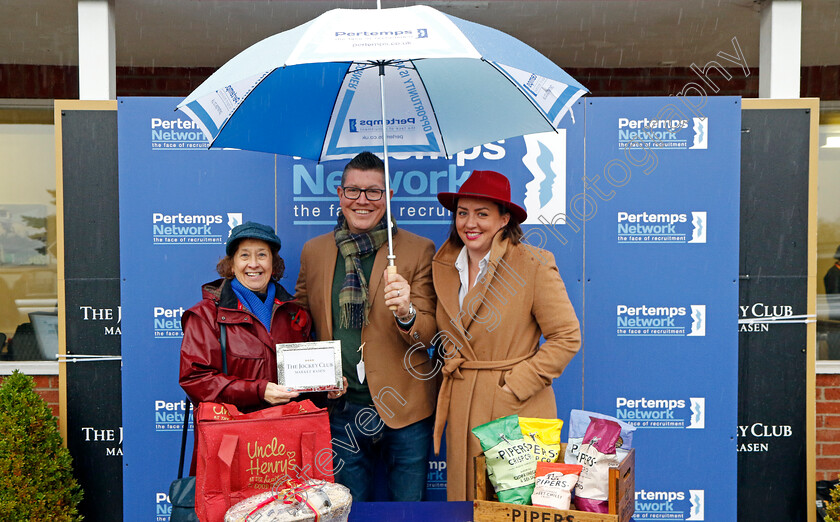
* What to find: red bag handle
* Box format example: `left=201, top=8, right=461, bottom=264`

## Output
left=300, top=431, right=316, bottom=479
left=218, top=433, right=239, bottom=506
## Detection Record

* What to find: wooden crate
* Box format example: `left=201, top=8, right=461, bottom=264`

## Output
left=473, top=445, right=635, bottom=522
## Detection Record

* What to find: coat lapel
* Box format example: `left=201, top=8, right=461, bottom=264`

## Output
left=433, top=241, right=463, bottom=332
left=321, top=237, right=338, bottom=340
left=369, top=239, right=389, bottom=312
left=458, top=235, right=510, bottom=333
left=433, top=241, right=479, bottom=357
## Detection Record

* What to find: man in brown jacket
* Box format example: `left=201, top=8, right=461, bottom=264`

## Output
left=295, top=151, right=438, bottom=501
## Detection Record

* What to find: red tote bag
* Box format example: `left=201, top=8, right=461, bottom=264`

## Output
left=194, top=399, right=333, bottom=522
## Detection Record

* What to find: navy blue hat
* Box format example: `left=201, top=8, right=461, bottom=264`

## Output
left=226, top=221, right=282, bottom=256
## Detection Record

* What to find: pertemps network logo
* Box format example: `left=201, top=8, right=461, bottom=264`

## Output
left=635, top=489, right=705, bottom=520
left=155, top=492, right=172, bottom=521
left=150, top=117, right=207, bottom=150
left=347, top=116, right=417, bottom=134
left=333, top=28, right=428, bottom=41
left=522, top=131, right=567, bottom=225
left=616, top=304, right=706, bottom=337
left=155, top=399, right=191, bottom=432
left=617, top=211, right=706, bottom=244
left=616, top=397, right=705, bottom=429
left=153, top=306, right=185, bottom=339
left=152, top=212, right=241, bottom=245
left=617, top=117, right=709, bottom=151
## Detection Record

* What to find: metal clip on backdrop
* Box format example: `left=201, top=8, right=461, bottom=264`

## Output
left=56, top=354, right=122, bottom=363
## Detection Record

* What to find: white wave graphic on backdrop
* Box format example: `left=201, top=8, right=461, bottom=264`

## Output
left=690, top=118, right=708, bottom=149
left=687, top=397, right=705, bottom=429
left=522, top=131, right=567, bottom=225
left=227, top=213, right=243, bottom=237
left=687, top=489, right=705, bottom=520
left=687, top=305, right=706, bottom=336
left=688, top=211, right=707, bottom=243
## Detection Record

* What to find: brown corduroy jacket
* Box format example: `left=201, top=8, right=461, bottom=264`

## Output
left=295, top=229, right=438, bottom=429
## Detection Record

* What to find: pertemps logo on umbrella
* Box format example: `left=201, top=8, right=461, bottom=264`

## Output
left=323, top=63, right=443, bottom=160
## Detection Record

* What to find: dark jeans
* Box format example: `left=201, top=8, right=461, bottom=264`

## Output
left=328, top=398, right=432, bottom=502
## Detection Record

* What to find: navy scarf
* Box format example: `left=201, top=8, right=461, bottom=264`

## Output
left=230, top=278, right=275, bottom=332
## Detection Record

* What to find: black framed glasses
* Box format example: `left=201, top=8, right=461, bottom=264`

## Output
left=341, top=186, right=385, bottom=201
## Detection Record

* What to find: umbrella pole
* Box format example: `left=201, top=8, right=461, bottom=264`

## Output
left=377, top=62, right=396, bottom=269
left=377, top=61, right=399, bottom=311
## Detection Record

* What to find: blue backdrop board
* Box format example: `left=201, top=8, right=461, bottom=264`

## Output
left=118, top=96, right=739, bottom=521
left=118, top=98, right=277, bottom=520
left=582, top=97, right=741, bottom=521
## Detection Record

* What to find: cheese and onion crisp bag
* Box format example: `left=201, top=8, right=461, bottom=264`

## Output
left=471, top=414, right=536, bottom=504
left=519, top=417, right=563, bottom=463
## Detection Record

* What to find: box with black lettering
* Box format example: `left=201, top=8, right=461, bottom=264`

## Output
left=473, top=444, right=635, bottom=522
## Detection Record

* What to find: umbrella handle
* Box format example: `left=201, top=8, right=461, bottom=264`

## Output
left=387, top=265, right=398, bottom=311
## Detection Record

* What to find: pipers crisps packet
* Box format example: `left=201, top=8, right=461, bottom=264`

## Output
left=531, top=462, right=583, bottom=510
left=574, top=417, right=622, bottom=513
left=471, top=414, right=536, bottom=504
left=564, top=409, right=635, bottom=464
left=519, top=417, right=563, bottom=463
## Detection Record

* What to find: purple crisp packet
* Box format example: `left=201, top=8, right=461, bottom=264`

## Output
left=582, top=417, right=622, bottom=454
left=574, top=417, right=622, bottom=513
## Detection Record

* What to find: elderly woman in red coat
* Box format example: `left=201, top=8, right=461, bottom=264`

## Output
left=431, top=170, right=582, bottom=501
left=179, top=221, right=314, bottom=412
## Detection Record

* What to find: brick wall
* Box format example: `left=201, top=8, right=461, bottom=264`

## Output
left=818, top=374, right=840, bottom=481
left=0, top=374, right=60, bottom=421
left=0, top=63, right=838, bottom=100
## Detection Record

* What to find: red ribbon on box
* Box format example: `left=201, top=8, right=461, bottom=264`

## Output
left=245, top=479, right=326, bottom=522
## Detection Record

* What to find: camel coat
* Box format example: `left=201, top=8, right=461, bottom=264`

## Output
left=432, top=234, right=581, bottom=501
left=295, top=229, right=438, bottom=429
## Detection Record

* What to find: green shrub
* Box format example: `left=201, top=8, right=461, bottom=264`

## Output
left=0, top=371, right=83, bottom=521
left=828, top=479, right=840, bottom=522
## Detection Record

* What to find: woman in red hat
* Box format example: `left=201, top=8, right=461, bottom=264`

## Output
left=431, top=170, right=582, bottom=501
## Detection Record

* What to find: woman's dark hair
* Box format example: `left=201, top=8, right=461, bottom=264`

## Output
left=447, top=201, right=523, bottom=247
left=216, top=240, right=285, bottom=280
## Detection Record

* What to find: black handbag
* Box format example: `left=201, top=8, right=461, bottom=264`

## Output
left=170, top=324, right=227, bottom=522
left=169, top=398, right=198, bottom=522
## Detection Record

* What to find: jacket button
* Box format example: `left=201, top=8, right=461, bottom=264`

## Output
left=221, top=316, right=226, bottom=320
left=413, top=332, right=420, bottom=340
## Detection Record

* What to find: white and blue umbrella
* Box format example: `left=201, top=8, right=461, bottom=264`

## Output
left=177, top=4, right=587, bottom=264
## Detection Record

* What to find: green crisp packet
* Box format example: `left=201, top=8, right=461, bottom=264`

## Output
left=471, top=414, right=536, bottom=504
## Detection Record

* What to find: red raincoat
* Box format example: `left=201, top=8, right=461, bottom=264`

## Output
left=179, top=278, right=311, bottom=411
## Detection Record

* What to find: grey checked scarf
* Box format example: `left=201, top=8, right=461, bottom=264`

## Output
left=333, top=214, right=396, bottom=328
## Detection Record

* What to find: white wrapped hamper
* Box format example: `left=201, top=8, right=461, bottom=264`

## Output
left=224, top=480, right=352, bottom=522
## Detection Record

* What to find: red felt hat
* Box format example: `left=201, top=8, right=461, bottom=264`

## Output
left=437, top=170, right=527, bottom=224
